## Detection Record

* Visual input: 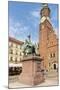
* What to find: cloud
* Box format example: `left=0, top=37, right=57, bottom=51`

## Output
left=9, top=17, right=30, bottom=41
left=30, top=10, right=40, bottom=18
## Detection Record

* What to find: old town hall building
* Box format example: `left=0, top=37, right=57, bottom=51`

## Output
left=39, top=4, right=58, bottom=74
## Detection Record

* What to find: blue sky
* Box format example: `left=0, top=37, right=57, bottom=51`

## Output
left=8, top=1, right=59, bottom=43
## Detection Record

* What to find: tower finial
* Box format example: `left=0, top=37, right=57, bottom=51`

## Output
left=42, top=3, right=48, bottom=7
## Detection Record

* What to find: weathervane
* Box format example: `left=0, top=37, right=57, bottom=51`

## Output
left=27, top=34, right=31, bottom=41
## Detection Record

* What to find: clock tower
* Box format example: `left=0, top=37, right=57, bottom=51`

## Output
left=39, top=4, right=58, bottom=73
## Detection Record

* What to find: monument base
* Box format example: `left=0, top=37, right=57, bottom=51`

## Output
left=19, top=55, right=45, bottom=85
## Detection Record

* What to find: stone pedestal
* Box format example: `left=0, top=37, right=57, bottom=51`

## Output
left=19, top=55, right=44, bottom=85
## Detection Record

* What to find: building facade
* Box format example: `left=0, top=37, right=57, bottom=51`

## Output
left=9, top=37, right=24, bottom=64
left=39, top=4, right=58, bottom=73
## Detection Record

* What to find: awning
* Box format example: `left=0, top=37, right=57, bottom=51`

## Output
left=9, top=63, right=22, bottom=67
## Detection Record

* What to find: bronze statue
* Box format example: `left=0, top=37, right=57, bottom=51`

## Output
left=23, top=35, right=36, bottom=56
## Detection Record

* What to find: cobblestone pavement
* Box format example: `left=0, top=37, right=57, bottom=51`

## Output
left=9, top=76, right=59, bottom=88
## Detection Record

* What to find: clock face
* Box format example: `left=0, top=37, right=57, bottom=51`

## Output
left=40, top=16, right=51, bottom=24
left=40, top=16, right=46, bottom=23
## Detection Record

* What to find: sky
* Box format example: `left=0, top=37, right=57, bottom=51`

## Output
left=8, top=1, right=59, bottom=44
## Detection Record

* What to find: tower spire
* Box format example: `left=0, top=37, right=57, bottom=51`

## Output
left=40, top=3, right=50, bottom=17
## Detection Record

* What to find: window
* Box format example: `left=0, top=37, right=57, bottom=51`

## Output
left=54, top=64, right=56, bottom=70
left=20, top=46, right=21, bottom=49
left=20, top=52, right=21, bottom=56
left=20, top=58, right=21, bottom=61
left=15, top=57, right=17, bottom=62
left=53, top=53, right=55, bottom=57
left=13, top=44, right=16, bottom=47
left=10, top=57, right=13, bottom=61
left=10, top=50, right=13, bottom=54
left=50, top=53, right=52, bottom=58
left=49, top=63, right=50, bottom=67
left=50, top=53, right=55, bottom=58
left=16, top=45, right=17, bottom=48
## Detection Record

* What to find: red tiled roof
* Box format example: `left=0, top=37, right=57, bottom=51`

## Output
left=9, top=37, right=24, bottom=45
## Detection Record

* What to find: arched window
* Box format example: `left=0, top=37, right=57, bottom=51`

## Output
left=53, top=53, right=55, bottom=57
left=50, top=53, right=52, bottom=58
left=54, top=64, right=56, bottom=70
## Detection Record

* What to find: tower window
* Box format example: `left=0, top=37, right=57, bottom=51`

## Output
left=54, top=64, right=56, bottom=70
left=50, top=53, right=52, bottom=58
left=50, top=53, right=55, bottom=58
left=53, top=53, right=55, bottom=57
left=15, top=57, right=17, bottom=62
